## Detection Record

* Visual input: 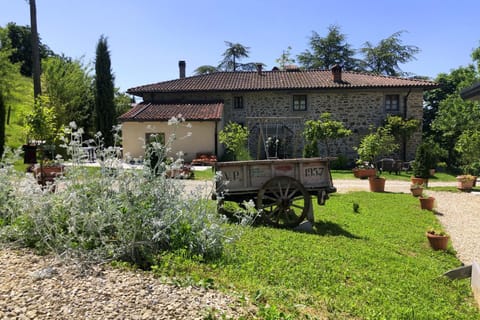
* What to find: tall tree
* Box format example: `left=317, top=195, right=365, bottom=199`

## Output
left=3, top=22, right=53, bottom=77
left=193, top=65, right=218, bottom=75
left=360, top=31, right=420, bottom=76
left=29, top=0, right=42, bottom=97
left=42, top=55, right=94, bottom=134
left=275, top=46, right=295, bottom=70
left=94, top=35, right=116, bottom=147
left=431, top=95, right=480, bottom=167
left=0, top=93, right=5, bottom=157
left=423, top=65, right=477, bottom=135
left=218, top=41, right=250, bottom=71
left=297, top=25, right=359, bottom=70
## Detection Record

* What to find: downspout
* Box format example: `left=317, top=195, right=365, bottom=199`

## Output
left=403, top=89, right=412, bottom=161
left=214, top=120, right=218, bottom=158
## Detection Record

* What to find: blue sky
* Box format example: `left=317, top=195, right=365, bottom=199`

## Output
left=2, top=0, right=479, bottom=92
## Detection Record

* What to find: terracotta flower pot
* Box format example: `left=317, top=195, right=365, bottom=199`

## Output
left=410, top=187, right=423, bottom=197
left=426, top=232, right=449, bottom=251
left=353, top=168, right=376, bottom=179
left=411, top=177, right=427, bottom=186
left=456, top=175, right=475, bottom=191
left=368, top=176, right=385, bottom=192
left=419, top=196, right=435, bottom=211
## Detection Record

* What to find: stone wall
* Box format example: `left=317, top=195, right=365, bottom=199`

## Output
left=151, top=88, right=424, bottom=162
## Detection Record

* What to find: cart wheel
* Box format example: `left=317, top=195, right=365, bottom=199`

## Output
left=257, top=176, right=311, bottom=228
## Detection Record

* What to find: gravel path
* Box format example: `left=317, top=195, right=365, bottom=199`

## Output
left=0, top=248, right=254, bottom=319
left=1, top=178, right=477, bottom=319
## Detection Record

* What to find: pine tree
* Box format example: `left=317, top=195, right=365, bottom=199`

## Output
left=94, top=35, right=116, bottom=147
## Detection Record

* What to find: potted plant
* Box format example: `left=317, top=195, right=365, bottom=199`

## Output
left=419, top=192, right=435, bottom=211
left=352, top=161, right=377, bottom=179
left=456, top=174, right=476, bottom=191
left=455, top=130, right=480, bottom=187
left=426, top=228, right=449, bottom=251
left=411, top=140, right=439, bottom=187
left=32, top=157, right=64, bottom=186
left=410, top=183, right=424, bottom=197
left=355, top=127, right=399, bottom=192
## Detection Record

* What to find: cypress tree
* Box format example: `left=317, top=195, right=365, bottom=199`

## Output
left=94, top=35, right=115, bottom=147
left=0, top=93, right=5, bottom=158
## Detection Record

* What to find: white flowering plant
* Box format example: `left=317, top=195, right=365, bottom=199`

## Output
left=0, top=120, right=246, bottom=267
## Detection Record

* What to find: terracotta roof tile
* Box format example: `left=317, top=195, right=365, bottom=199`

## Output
left=127, top=70, right=438, bottom=94
left=118, top=102, right=223, bottom=121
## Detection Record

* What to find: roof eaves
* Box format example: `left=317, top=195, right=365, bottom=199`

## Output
left=461, top=82, right=480, bottom=100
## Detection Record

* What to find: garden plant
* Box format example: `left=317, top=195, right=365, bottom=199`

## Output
left=0, top=122, right=247, bottom=267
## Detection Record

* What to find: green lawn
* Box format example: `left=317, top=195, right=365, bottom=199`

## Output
left=332, top=169, right=457, bottom=182
left=153, top=192, right=479, bottom=319
left=193, top=167, right=215, bottom=180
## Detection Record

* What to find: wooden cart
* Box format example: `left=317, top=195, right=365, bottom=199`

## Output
left=215, top=158, right=336, bottom=228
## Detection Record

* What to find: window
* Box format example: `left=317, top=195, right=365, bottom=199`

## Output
left=145, top=132, right=165, bottom=145
left=234, top=96, right=244, bottom=109
left=385, top=95, right=400, bottom=112
left=293, top=95, right=307, bottom=111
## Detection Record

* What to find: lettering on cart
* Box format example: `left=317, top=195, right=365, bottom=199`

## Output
left=224, top=170, right=241, bottom=181
left=305, top=167, right=324, bottom=177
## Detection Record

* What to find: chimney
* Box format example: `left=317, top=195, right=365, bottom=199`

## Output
left=179, top=60, right=186, bottom=79
left=256, top=63, right=263, bottom=75
left=331, top=64, right=342, bottom=83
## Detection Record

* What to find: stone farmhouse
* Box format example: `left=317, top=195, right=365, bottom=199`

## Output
left=120, top=61, right=437, bottom=164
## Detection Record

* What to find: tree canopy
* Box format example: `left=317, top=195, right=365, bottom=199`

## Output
left=218, top=41, right=251, bottom=72
left=360, top=31, right=420, bottom=76
left=94, top=35, right=116, bottom=147
left=297, top=25, right=359, bottom=71
left=275, top=46, right=295, bottom=70
left=2, top=22, right=53, bottom=77
left=303, top=112, right=352, bottom=158
left=42, top=55, right=94, bottom=135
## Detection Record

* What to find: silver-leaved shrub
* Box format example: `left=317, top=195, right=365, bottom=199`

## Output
left=0, top=121, right=249, bottom=267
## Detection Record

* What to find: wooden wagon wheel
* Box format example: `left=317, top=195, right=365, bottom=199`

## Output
left=257, top=176, right=311, bottom=228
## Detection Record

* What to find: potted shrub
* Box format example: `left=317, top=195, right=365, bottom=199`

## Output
left=455, top=130, right=480, bottom=187
left=411, top=140, right=439, bottom=187
left=32, top=158, right=64, bottom=186
left=410, top=183, right=424, bottom=197
left=419, top=193, right=435, bottom=211
left=426, top=228, right=449, bottom=251
left=355, top=127, right=399, bottom=192
left=456, top=174, right=476, bottom=191
left=352, top=161, right=377, bottom=179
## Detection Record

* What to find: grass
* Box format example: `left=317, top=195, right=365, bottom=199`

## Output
left=193, top=167, right=215, bottom=180
left=332, top=169, right=458, bottom=182
left=153, top=192, right=479, bottom=319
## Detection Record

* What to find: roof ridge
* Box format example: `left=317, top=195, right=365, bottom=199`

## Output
left=130, top=102, right=151, bottom=118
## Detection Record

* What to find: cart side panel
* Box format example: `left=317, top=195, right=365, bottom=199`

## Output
left=300, top=161, right=331, bottom=188
left=272, top=163, right=296, bottom=179
left=249, top=164, right=273, bottom=188
left=218, top=164, right=245, bottom=189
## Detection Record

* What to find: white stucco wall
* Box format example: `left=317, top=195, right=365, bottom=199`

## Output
left=121, top=120, right=218, bottom=162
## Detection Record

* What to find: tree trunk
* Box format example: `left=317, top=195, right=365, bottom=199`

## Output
left=30, top=0, right=42, bottom=98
